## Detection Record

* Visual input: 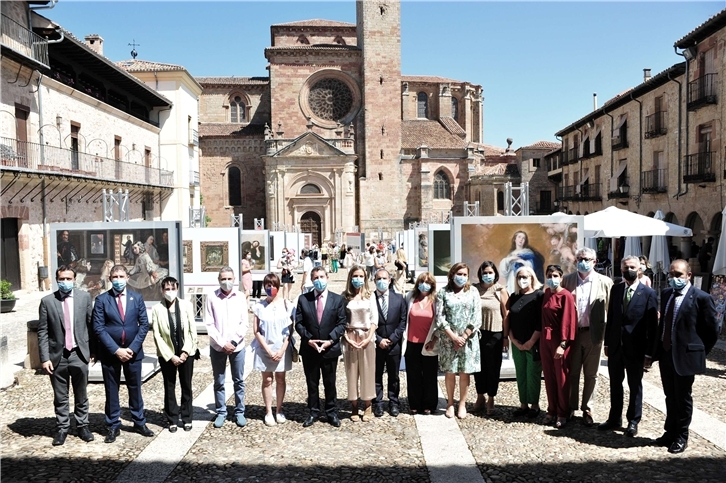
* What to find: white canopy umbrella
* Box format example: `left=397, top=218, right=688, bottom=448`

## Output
left=584, top=206, right=693, bottom=238
left=711, top=206, right=726, bottom=275
left=623, top=236, right=642, bottom=258
left=584, top=237, right=598, bottom=250
left=648, top=209, right=671, bottom=275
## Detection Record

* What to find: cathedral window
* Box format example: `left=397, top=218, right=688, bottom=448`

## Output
left=308, top=79, right=354, bottom=122
left=451, top=97, right=459, bottom=122
left=417, top=92, right=429, bottom=119
left=300, top=183, right=322, bottom=194
left=230, top=96, right=246, bottom=123
left=433, top=170, right=451, bottom=199
left=228, top=166, right=242, bottom=206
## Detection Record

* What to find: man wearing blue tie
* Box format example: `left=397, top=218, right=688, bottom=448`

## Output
left=93, top=264, right=154, bottom=443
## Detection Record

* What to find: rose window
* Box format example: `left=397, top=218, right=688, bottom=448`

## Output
left=308, top=79, right=353, bottom=121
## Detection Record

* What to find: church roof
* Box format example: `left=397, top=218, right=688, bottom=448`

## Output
left=116, top=59, right=186, bottom=72
left=402, top=75, right=464, bottom=84
left=272, top=19, right=356, bottom=28
left=471, top=143, right=507, bottom=156
left=438, top=117, right=466, bottom=138
left=265, top=44, right=360, bottom=52
left=519, top=140, right=561, bottom=150
left=198, top=123, right=266, bottom=137
left=195, top=77, right=270, bottom=86
left=401, top=120, right=467, bottom=149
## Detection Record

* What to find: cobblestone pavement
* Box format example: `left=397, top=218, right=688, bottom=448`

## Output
left=1, top=266, right=725, bottom=482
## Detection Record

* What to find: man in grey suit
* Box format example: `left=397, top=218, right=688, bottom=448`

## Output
left=38, top=266, right=95, bottom=446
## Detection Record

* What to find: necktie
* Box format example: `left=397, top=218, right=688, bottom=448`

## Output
left=63, top=297, right=73, bottom=351
left=662, top=292, right=677, bottom=352
left=380, top=294, right=388, bottom=319
left=624, top=286, right=633, bottom=312
left=316, top=293, right=324, bottom=325
left=117, top=294, right=126, bottom=346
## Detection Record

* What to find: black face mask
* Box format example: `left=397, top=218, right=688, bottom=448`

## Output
left=623, top=269, right=638, bottom=282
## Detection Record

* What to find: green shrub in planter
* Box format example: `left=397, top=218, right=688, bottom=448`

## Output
left=1, top=280, right=16, bottom=300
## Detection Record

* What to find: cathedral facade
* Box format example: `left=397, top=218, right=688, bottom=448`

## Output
left=197, top=0, right=487, bottom=244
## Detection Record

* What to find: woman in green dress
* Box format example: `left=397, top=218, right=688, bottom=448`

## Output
left=435, top=262, right=482, bottom=419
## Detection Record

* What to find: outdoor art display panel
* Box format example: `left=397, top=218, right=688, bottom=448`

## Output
left=51, top=221, right=182, bottom=304
left=414, top=226, right=429, bottom=271
left=427, top=224, right=451, bottom=282
left=453, top=216, right=584, bottom=294
left=240, top=230, right=269, bottom=273
left=346, top=233, right=364, bottom=257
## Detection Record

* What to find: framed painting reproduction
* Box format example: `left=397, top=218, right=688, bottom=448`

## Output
left=240, top=230, right=269, bottom=272
left=183, top=240, right=193, bottom=273
left=88, top=232, right=106, bottom=257
left=427, top=224, right=451, bottom=283
left=201, top=241, right=229, bottom=273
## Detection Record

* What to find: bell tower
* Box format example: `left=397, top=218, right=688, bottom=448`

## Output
left=356, top=0, right=403, bottom=232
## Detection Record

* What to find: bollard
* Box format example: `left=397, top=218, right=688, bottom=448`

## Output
left=0, top=336, right=15, bottom=388
left=25, top=320, right=42, bottom=370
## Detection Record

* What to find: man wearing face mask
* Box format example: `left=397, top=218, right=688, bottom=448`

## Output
left=205, top=267, right=249, bottom=428
left=600, top=256, right=658, bottom=437
left=372, top=268, right=408, bottom=417
left=38, top=266, right=95, bottom=446
left=652, top=259, right=718, bottom=454
left=295, top=267, right=347, bottom=427
left=562, top=246, right=612, bottom=426
left=93, top=265, right=153, bottom=443
left=151, top=277, right=198, bottom=433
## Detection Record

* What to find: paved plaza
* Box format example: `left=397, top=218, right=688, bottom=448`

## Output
left=1, top=268, right=725, bottom=483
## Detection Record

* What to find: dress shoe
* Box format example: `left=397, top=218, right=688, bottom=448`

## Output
left=104, top=427, right=120, bottom=444
left=527, top=407, right=540, bottom=419
left=373, top=406, right=384, bottom=418
left=52, top=430, right=68, bottom=446
left=582, top=411, right=594, bottom=427
left=168, top=424, right=178, bottom=433
left=328, top=415, right=341, bottom=427
left=77, top=426, right=94, bottom=442
left=183, top=423, right=193, bottom=432
left=512, top=407, right=529, bottom=417
left=668, top=437, right=688, bottom=454
left=389, top=405, right=400, bottom=417
left=597, top=420, right=622, bottom=431
left=654, top=432, right=674, bottom=447
left=133, top=424, right=155, bottom=437
left=624, top=422, right=638, bottom=437
left=302, top=415, right=316, bottom=427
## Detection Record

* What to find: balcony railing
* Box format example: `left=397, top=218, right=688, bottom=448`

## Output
left=1, top=14, right=49, bottom=67
left=642, top=168, right=668, bottom=193
left=579, top=182, right=602, bottom=200
left=563, top=147, right=578, bottom=165
left=687, top=74, right=718, bottom=110
left=547, top=156, right=561, bottom=172
left=189, top=169, right=200, bottom=186
left=612, top=131, right=628, bottom=151
left=608, top=176, right=630, bottom=199
left=561, top=185, right=576, bottom=200
left=189, top=129, right=199, bottom=147
left=0, top=137, right=174, bottom=187
left=683, top=152, right=716, bottom=183
left=645, top=111, right=667, bottom=138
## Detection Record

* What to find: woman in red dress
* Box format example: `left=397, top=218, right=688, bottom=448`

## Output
left=540, top=264, right=577, bottom=428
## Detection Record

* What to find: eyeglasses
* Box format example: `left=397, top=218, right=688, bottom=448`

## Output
left=576, top=258, right=594, bottom=262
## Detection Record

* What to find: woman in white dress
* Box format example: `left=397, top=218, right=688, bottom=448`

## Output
left=251, top=273, right=294, bottom=426
left=343, top=265, right=378, bottom=422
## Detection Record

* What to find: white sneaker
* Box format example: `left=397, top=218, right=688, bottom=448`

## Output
left=275, top=413, right=287, bottom=424
left=264, top=414, right=276, bottom=427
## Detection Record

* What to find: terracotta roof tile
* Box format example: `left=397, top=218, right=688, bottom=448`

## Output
left=439, top=117, right=466, bottom=138
left=199, top=123, right=266, bottom=137
left=402, top=75, right=463, bottom=84
left=520, top=140, right=561, bottom=150
left=481, top=163, right=508, bottom=175
left=195, top=77, right=269, bottom=86
left=265, top=44, right=360, bottom=52
left=272, top=19, right=356, bottom=28
left=675, top=8, right=726, bottom=48
left=116, top=59, right=186, bottom=72
left=471, top=143, right=507, bottom=157
left=401, top=120, right=467, bottom=149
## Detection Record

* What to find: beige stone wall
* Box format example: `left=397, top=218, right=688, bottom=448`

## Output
left=271, top=27, right=358, bottom=48
left=198, top=85, right=269, bottom=125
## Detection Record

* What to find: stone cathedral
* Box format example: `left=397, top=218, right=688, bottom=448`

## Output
left=197, top=0, right=488, bottom=245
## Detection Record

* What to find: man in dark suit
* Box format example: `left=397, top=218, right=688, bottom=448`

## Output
left=599, top=256, right=658, bottom=437
left=372, top=268, right=407, bottom=417
left=38, top=266, right=95, bottom=446
left=93, top=264, right=154, bottom=443
left=653, top=259, right=719, bottom=454
left=295, top=267, right=347, bottom=427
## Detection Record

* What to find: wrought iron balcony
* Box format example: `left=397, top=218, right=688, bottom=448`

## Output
left=0, top=137, right=173, bottom=187
left=579, top=182, right=602, bottom=201
left=608, top=177, right=630, bottom=199
left=189, top=169, right=200, bottom=187
left=1, top=14, right=49, bottom=68
left=641, top=168, right=668, bottom=193
left=561, top=185, right=576, bottom=201
left=563, top=147, right=579, bottom=165
left=612, top=132, right=628, bottom=151
left=645, top=111, right=667, bottom=138
left=683, top=151, right=716, bottom=183
left=687, top=74, right=718, bottom=110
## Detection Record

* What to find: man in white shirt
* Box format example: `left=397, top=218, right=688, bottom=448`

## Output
left=300, top=250, right=314, bottom=294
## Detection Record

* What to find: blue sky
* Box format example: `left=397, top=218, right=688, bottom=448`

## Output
left=46, top=1, right=723, bottom=147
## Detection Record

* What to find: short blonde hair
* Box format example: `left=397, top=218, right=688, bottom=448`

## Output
left=514, top=266, right=542, bottom=294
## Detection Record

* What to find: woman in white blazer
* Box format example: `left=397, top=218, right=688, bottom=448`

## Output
left=151, top=276, right=198, bottom=433
left=403, top=271, right=439, bottom=415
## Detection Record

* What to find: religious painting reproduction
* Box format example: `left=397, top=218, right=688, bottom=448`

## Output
left=453, top=216, right=584, bottom=294
left=201, top=241, right=229, bottom=273
left=183, top=240, right=193, bottom=273
left=240, top=230, right=269, bottom=272
left=415, top=227, right=428, bottom=270
left=50, top=221, right=182, bottom=305
left=427, top=224, right=451, bottom=278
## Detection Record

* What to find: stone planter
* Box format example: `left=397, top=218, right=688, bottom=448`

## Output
left=1, top=299, right=17, bottom=313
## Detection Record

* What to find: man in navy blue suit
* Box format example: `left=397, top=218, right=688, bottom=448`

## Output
left=599, top=256, right=658, bottom=437
left=93, top=264, right=154, bottom=443
left=653, top=259, right=718, bottom=454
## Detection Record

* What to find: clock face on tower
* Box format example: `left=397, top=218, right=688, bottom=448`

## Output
left=308, top=78, right=354, bottom=122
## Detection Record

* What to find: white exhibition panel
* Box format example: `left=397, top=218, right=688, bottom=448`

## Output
left=182, top=227, right=241, bottom=287
left=269, top=231, right=285, bottom=271
left=427, top=224, right=450, bottom=285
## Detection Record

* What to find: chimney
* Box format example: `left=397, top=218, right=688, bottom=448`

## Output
left=643, top=68, right=651, bottom=82
left=84, top=34, right=104, bottom=56
left=593, top=93, right=598, bottom=111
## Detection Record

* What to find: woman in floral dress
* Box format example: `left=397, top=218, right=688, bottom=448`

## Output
left=435, top=262, right=482, bottom=419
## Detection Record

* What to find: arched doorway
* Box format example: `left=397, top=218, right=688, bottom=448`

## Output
left=300, top=211, right=322, bottom=247
left=686, top=212, right=705, bottom=243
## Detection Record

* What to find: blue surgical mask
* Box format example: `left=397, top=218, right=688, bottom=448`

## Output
left=669, top=277, right=687, bottom=291
left=577, top=260, right=593, bottom=274
left=351, top=277, right=365, bottom=289
left=453, top=275, right=468, bottom=287
left=313, top=278, right=328, bottom=292
left=546, top=278, right=561, bottom=289
left=418, top=283, right=431, bottom=294
left=481, top=274, right=495, bottom=284
left=111, top=279, right=126, bottom=292
left=375, top=279, right=389, bottom=292
left=58, top=281, right=74, bottom=293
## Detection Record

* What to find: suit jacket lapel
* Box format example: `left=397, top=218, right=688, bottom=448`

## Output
left=675, top=286, right=695, bottom=325
left=53, top=294, right=66, bottom=336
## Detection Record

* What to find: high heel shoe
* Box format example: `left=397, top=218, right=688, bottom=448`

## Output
left=361, top=405, right=373, bottom=422
left=445, top=406, right=455, bottom=418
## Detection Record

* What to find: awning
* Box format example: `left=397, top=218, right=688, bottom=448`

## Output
left=590, top=125, right=602, bottom=152
left=609, top=159, right=628, bottom=191
left=579, top=134, right=589, bottom=157
left=613, top=114, right=627, bottom=136
left=578, top=168, right=590, bottom=186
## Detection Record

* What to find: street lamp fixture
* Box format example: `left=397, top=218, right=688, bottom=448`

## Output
left=619, top=183, right=630, bottom=194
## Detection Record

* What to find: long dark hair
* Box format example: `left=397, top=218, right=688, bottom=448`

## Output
left=476, top=260, right=499, bottom=283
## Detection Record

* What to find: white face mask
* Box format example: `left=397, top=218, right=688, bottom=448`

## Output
left=518, top=278, right=531, bottom=289
left=220, top=280, right=234, bottom=292
left=164, top=290, right=177, bottom=302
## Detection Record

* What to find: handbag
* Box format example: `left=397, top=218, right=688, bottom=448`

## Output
left=285, top=299, right=300, bottom=363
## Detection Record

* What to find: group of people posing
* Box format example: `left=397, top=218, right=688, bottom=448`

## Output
left=38, top=245, right=719, bottom=456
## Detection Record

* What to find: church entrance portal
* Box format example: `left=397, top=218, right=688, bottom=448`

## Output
left=300, top=211, right=321, bottom=247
